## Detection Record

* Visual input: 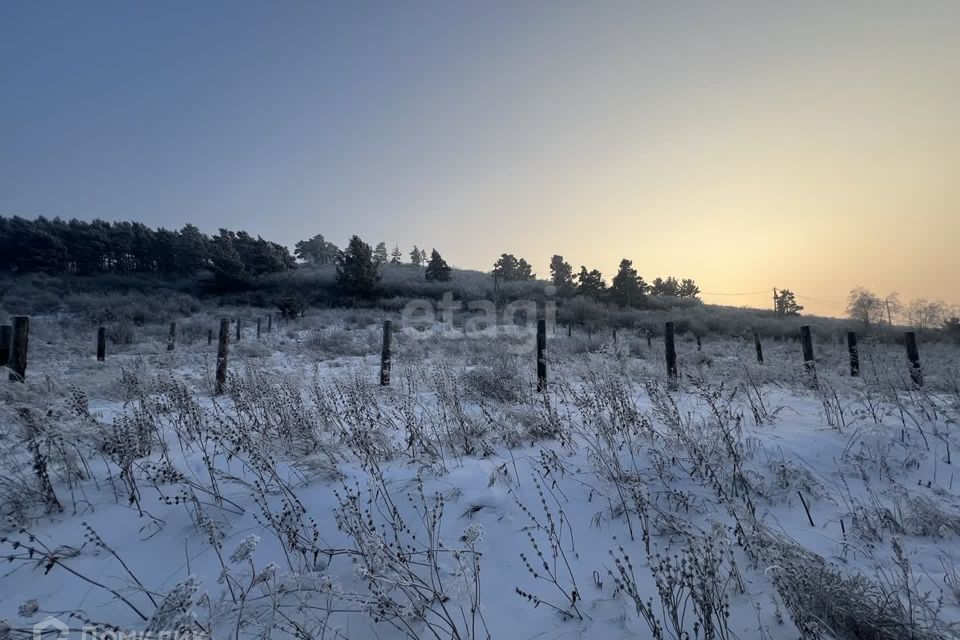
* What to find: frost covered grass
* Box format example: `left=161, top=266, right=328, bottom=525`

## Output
left=1, top=309, right=959, bottom=640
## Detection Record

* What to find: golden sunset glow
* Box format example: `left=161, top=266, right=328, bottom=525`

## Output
left=3, top=2, right=958, bottom=316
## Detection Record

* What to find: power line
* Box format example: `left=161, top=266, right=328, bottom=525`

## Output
left=794, top=294, right=846, bottom=306
left=701, top=290, right=770, bottom=297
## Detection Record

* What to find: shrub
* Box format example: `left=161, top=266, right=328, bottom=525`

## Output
left=277, top=296, right=306, bottom=319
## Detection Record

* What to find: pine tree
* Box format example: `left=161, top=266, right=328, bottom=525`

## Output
left=229, top=231, right=294, bottom=276
left=651, top=276, right=680, bottom=296
left=516, top=258, right=535, bottom=281
left=0, top=215, right=295, bottom=279
left=678, top=278, right=700, bottom=299
left=775, top=289, right=803, bottom=316
left=373, top=242, right=388, bottom=266
left=410, top=245, right=423, bottom=265
left=337, top=235, right=380, bottom=297
left=177, top=224, right=209, bottom=275
left=493, top=254, right=519, bottom=280
left=610, top=259, right=647, bottom=307
left=549, top=255, right=575, bottom=292
left=209, top=229, right=248, bottom=287
left=492, top=253, right=536, bottom=281
left=153, top=227, right=179, bottom=274
left=295, top=234, right=340, bottom=265
left=424, top=249, right=452, bottom=282
left=14, top=224, right=68, bottom=273
left=390, top=245, right=403, bottom=264
left=576, top=266, right=606, bottom=297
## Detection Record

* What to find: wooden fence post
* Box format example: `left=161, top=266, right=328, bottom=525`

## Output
left=847, top=331, right=860, bottom=377
left=904, top=331, right=923, bottom=386
left=207, top=329, right=213, bottom=346
left=696, top=334, right=702, bottom=351
left=257, top=318, right=262, bottom=340
left=167, top=322, right=177, bottom=351
left=380, top=320, right=392, bottom=386
left=646, top=330, right=652, bottom=348
left=97, top=327, right=106, bottom=362
left=800, top=326, right=815, bottom=373
left=215, top=318, right=230, bottom=395
left=664, top=321, right=677, bottom=383
left=567, top=324, right=572, bottom=338
left=235, top=319, right=242, bottom=342
left=9, top=316, right=29, bottom=382
left=0, top=324, right=11, bottom=366
left=267, top=314, right=273, bottom=333
left=536, top=318, right=547, bottom=392
left=613, top=328, right=618, bottom=343
left=753, top=331, right=764, bottom=364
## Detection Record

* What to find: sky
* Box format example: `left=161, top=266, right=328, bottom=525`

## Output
left=2, top=1, right=959, bottom=316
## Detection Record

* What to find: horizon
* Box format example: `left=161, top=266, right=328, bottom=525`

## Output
left=3, top=2, right=959, bottom=316
left=0, top=212, right=945, bottom=321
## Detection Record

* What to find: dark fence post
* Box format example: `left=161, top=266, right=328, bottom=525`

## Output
left=847, top=331, right=860, bottom=376
left=664, top=321, right=677, bottom=383
left=215, top=318, right=230, bottom=395
left=696, top=334, right=702, bottom=351
left=537, top=318, right=547, bottom=392
left=235, top=319, right=242, bottom=342
left=904, top=331, right=923, bottom=387
left=267, top=314, right=273, bottom=333
left=9, top=316, right=29, bottom=382
left=613, top=328, right=618, bottom=343
left=647, top=330, right=652, bottom=348
left=567, top=324, right=572, bottom=338
left=800, top=325, right=815, bottom=373
left=167, top=322, right=177, bottom=351
left=380, top=320, right=392, bottom=386
left=207, top=329, right=213, bottom=346
left=257, top=318, right=262, bottom=340
left=97, top=327, right=106, bottom=362
left=753, top=331, right=764, bottom=364
left=0, top=324, right=11, bottom=366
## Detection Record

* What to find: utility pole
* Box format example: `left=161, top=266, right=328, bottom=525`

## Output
left=886, top=298, right=893, bottom=325
left=773, top=287, right=778, bottom=315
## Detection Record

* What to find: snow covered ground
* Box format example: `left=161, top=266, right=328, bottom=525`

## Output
left=2, top=311, right=959, bottom=640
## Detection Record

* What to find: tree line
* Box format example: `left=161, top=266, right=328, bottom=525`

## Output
left=0, top=216, right=294, bottom=287
left=846, top=286, right=959, bottom=332
left=13, top=217, right=953, bottom=330
left=543, top=255, right=700, bottom=307
left=3, top=217, right=706, bottom=309
left=336, top=240, right=703, bottom=309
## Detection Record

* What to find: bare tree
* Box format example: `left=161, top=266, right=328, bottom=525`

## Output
left=905, top=298, right=948, bottom=329
left=883, top=292, right=903, bottom=325
left=846, top=286, right=883, bottom=326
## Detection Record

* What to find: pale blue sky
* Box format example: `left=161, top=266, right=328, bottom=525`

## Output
left=3, top=1, right=959, bottom=312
